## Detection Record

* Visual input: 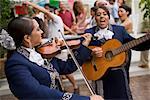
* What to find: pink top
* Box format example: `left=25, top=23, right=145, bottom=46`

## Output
left=58, top=10, right=74, bottom=28
left=75, top=12, right=87, bottom=33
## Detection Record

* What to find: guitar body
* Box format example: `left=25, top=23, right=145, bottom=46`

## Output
left=82, top=39, right=126, bottom=80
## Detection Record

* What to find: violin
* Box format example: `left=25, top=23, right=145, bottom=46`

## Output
left=36, top=34, right=98, bottom=58
left=37, top=34, right=96, bottom=94
left=36, top=37, right=81, bottom=58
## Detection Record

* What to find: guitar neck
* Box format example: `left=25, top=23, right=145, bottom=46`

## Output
left=114, top=34, right=150, bottom=55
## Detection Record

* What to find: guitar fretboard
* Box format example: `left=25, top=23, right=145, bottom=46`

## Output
left=113, top=34, right=150, bottom=55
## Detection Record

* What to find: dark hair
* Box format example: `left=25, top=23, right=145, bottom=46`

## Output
left=108, top=0, right=115, bottom=5
left=91, top=6, right=98, bottom=12
left=119, top=4, right=132, bottom=16
left=44, top=3, right=51, bottom=8
left=73, top=1, right=84, bottom=16
left=95, top=6, right=110, bottom=19
left=33, top=17, right=48, bottom=38
left=121, top=0, right=126, bottom=4
left=44, top=3, right=57, bottom=13
left=33, top=17, right=44, bottom=32
left=7, top=17, right=33, bottom=48
left=94, top=1, right=98, bottom=7
left=73, top=1, right=78, bottom=16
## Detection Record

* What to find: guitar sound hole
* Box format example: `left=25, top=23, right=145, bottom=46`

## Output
left=105, top=51, right=113, bottom=61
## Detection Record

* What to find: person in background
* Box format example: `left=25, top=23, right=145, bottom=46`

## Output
left=86, top=6, right=97, bottom=29
left=44, top=3, right=59, bottom=15
left=118, top=4, right=132, bottom=33
left=94, top=0, right=100, bottom=7
left=118, top=4, right=133, bottom=82
left=72, top=1, right=88, bottom=34
left=42, top=3, right=64, bottom=39
left=58, top=1, right=80, bottom=94
left=58, top=1, right=76, bottom=35
left=139, top=49, right=149, bottom=68
left=108, top=0, right=119, bottom=24
left=32, top=8, right=44, bottom=21
left=4, top=16, right=103, bottom=100
left=108, top=0, right=126, bottom=24
left=118, top=0, right=126, bottom=7
left=84, top=6, right=150, bottom=99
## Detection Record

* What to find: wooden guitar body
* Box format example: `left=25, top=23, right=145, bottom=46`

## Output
left=82, top=39, right=126, bottom=80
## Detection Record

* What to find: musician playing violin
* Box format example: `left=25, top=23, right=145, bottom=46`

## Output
left=4, top=16, right=104, bottom=100
left=84, top=6, right=150, bottom=100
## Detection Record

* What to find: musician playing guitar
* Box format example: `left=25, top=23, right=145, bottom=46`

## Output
left=83, top=6, right=150, bottom=100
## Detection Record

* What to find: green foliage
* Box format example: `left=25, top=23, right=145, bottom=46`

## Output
left=139, top=0, right=150, bottom=20
left=0, top=46, right=7, bottom=58
left=0, top=0, right=11, bottom=58
left=0, top=0, right=11, bottom=28
left=139, top=0, right=150, bottom=32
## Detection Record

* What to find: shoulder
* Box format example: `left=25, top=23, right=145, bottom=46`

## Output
left=110, top=24, right=129, bottom=37
left=85, top=26, right=97, bottom=33
left=6, top=51, right=30, bottom=69
left=122, top=19, right=132, bottom=26
left=111, top=24, right=126, bottom=31
left=7, top=51, right=26, bottom=63
left=51, top=13, right=62, bottom=21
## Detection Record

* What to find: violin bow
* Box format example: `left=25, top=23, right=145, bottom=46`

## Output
left=58, top=30, right=96, bottom=95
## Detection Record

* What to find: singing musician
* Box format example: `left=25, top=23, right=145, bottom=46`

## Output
left=2, top=16, right=104, bottom=100
left=84, top=6, right=150, bottom=99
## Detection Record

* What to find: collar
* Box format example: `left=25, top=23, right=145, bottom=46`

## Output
left=17, top=46, right=44, bottom=66
left=94, top=24, right=114, bottom=40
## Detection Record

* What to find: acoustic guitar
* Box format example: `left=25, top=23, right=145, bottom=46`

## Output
left=82, top=34, right=150, bottom=80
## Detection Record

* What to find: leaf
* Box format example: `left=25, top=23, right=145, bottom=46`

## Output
left=139, top=0, right=150, bottom=19
left=0, top=0, right=11, bottom=28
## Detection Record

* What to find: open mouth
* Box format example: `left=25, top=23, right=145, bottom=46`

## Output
left=100, top=20, right=106, bottom=23
left=100, top=20, right=105, bottom=22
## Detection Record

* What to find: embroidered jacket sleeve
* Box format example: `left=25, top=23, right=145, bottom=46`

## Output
left=51, top=45, right=92, bottom=75
left=5, top=52, right=90, bottom=100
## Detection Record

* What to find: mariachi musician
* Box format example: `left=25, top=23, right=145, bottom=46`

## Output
left=84, top=6, right=150, bottom=100
left=2, top=14, right=105, bottom=100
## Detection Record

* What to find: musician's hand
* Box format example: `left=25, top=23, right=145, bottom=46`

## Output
left=55, top=38, right=63, bottom=46
left=92, top=47, right=103, bottom=57
left=90, top=95, right=104, bottom=100
left=82, top=33, right=92, bottom=47
left=51, top=39, right=58, bottom=47
left=71, top=24, right=78, bottom=31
